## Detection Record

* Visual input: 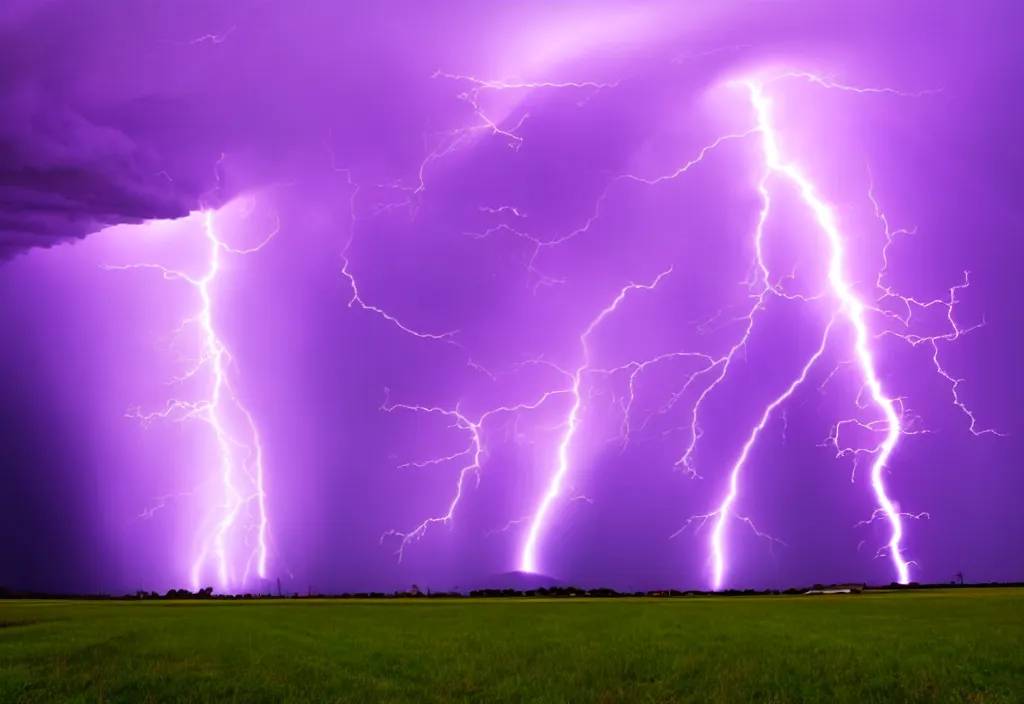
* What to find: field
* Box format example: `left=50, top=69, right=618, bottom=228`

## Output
left=2, top=589, right=1022, bottom=703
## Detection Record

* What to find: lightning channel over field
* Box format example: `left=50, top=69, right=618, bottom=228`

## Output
left=671, top=74, right=1000, bottom=590
left=520, top=268, right=674, bottom=575
left=102, top=199, right=278, bottom=591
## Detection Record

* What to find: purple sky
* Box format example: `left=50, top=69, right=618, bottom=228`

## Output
left=1, top=0, right=1022, bottom=595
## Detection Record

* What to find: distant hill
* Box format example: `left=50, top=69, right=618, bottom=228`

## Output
left=473, top=571, right=567, bottom=592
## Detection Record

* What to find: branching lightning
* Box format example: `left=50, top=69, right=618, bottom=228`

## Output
left=379, top=384, right=570, bottom=561
left=671, top=76, right=999, bottom=589
left=104, top=200, right=278, bottom=591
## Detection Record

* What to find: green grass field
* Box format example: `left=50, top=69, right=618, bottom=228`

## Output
left=2, top=589, right=1022, bottom=703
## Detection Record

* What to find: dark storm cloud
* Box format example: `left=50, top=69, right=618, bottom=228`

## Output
left=0, top=1, right=200, bottom=258
left=3, top=0, right=1000, bottom=259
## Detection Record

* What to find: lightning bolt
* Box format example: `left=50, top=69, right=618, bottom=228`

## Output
left=676, top=75, right=1000, bottom=590
left=103, top=202, right=277, bottom=591
left=519, top=268, right=674, bottom=574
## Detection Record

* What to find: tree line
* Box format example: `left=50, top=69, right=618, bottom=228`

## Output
left=2, top=580, right=1022, bottom=601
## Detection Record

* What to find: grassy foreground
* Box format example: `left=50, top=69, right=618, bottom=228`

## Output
left=1, top=589, right=1022, bottom=703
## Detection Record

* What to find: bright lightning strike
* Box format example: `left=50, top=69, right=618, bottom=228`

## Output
left=680, top=75, right=1000, bottom=590
left=103, top=205, right=277, bottom=591
left=520, top=268, right=673, bottom=574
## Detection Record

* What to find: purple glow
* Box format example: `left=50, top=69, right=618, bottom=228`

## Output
left=0, top=1, right=1020, bottom=595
